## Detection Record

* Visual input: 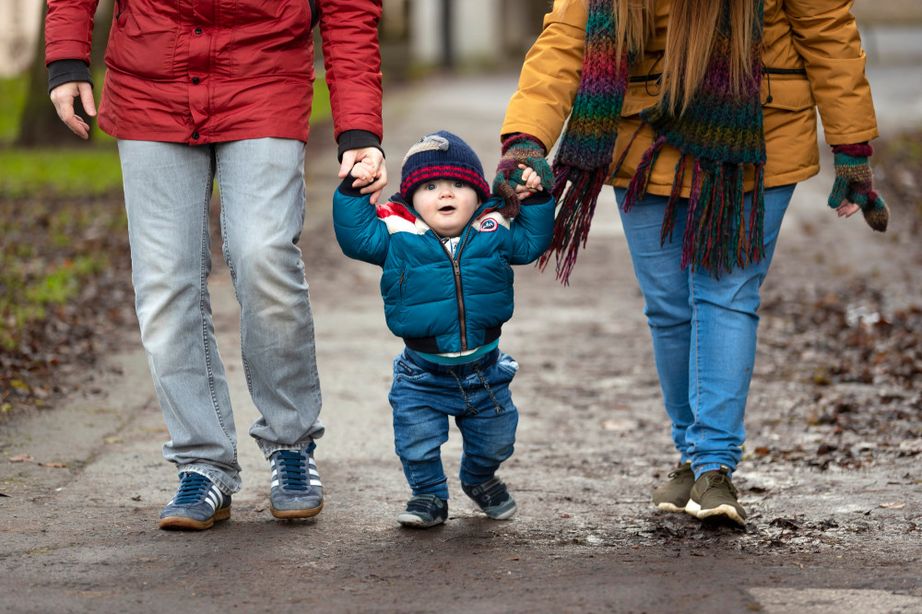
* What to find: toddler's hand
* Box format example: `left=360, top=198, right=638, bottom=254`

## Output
left=514, top=164, right=545, bottom=200
left=350, top=156, right=378, bottom=186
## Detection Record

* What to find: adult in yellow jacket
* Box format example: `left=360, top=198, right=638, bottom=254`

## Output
left=496, top=0, right=887, bottom=526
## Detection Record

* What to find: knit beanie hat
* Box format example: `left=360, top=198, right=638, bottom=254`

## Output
left=400, top=131, right=491, bottom=204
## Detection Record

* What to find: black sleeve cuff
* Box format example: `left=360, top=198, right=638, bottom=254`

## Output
left=48, top=60, right=93, bottom=94
left=337, top=176, right=366, bottom=197
left=521, top=192, right=553, bottom=206
left=337, top=129, right=383, bottom=161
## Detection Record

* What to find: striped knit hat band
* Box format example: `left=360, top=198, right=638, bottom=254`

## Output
left=400, top=131, right=490, bottom=203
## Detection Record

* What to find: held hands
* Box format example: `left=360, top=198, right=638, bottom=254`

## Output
left=828, top=143, right=889, bottom=232
left=339, top=147, right=387, bottom=204
left=517, top=165, right=545, bottom=197
left=492, top=134, right=554, bottom=212
left=49, top=81, right=97, bottom=140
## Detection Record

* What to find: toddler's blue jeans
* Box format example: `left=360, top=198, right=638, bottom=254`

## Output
left=388, top=348, right=520, bottom=500
left=616, top=184, right=795, bottom=478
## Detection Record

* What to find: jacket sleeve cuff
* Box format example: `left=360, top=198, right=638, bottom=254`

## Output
left=337, top=176, right=367, bottom=197
left=337, top=129, right=383, bottom=161
left=520, top=193, right=554, bottom=207
left=48, top=60, right=93, bottom=94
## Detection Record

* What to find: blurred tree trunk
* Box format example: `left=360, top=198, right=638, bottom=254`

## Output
left=91, top=0, right=114, bottom=70
left=16, top=0, right=114, bottom=147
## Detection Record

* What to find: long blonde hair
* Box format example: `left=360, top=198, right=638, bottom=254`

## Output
left=614, top=0, right=758, bottom=114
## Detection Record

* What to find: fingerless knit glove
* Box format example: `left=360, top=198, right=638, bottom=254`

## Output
left=492, top=134, right=554, bottom=217
left=827, top=143, right=890, bottom=232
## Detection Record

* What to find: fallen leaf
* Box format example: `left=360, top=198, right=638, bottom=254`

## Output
left=39, top=462, right=68, bottom=469
left=9, top=454, right=34, bottom=463
left=9, top=379, right=30, bottom=392
left=879, top=501, right=905, bottom=510
left=103, top=436, right=122, bottom=445
left=130, top=495, right=142, bottom=502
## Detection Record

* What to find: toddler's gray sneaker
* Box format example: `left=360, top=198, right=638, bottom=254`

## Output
left=397, top=494, right=448, bottom=528
left=462, top=476, right=517, bottom=520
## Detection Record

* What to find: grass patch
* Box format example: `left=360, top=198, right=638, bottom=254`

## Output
left=0, top=199, right=127, bottom=352
left=0, top=148, right=122, bottom=199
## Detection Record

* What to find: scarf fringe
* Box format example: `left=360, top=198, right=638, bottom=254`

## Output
left=660, top=154, right=688, bottom=245
left=538, top=165, right=607, bottom=284
left=621, top=135, right=666, bottom=212
left=671, top=160, right=766, bottom=276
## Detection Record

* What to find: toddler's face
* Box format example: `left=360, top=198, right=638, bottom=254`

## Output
left=412, top=179, right=480, bottom=237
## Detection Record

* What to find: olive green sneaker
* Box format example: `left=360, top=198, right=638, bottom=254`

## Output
left=652, top=462, right=694, bottom=513
left=685, top=468, right=747, bottom=527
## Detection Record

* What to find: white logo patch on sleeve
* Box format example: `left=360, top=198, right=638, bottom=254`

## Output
left=475, top=211, right=509, bottom=233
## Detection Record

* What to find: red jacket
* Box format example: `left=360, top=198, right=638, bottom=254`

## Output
left=45, top=0, right=383, bottom=149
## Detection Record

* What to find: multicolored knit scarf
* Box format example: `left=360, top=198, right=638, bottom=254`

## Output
left=543, top=0, right=766, bottom=283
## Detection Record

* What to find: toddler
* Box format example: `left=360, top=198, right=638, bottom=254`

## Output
left=333, top=131, right=553, bottom=527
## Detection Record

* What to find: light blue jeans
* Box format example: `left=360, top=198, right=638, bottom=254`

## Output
left=616, top=184, right=795, bottom=478
left=118, top=138, right=324, bottom=494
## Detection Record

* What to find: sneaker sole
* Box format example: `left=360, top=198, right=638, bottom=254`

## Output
left=684, top=499, right=746, bottom=527
left=396, top=513, right=445, bottom=529
left=270, top=501, right=324, bottom=519
left=159, top=507, right=231, bottom=531
left=655, top=501, right=688, bottom=514
left=484, top=502, right=517, bottom=520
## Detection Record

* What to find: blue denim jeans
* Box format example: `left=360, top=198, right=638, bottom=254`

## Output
left=616, top=184, right=795, bottom=478
left=388, top=348, right=520, bottom=500
left=118, top=138, right=324, bottom=494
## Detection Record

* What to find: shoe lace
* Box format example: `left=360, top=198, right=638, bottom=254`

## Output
left=174, top=472, right=211, bottom=505
left=703, top=472, right=737, bottom=496
left=276, top=450, right=308, bottom=491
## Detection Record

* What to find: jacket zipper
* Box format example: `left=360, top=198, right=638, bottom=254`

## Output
left=441, top=226, right=474, bottom=351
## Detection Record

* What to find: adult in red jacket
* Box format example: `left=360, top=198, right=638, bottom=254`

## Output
left=46, top=0, right=387, bottom=530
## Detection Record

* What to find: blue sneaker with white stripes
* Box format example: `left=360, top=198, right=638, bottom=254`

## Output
left=269, top=446, right=324, bottom=519
left=159, top=472, right=231, bottom=531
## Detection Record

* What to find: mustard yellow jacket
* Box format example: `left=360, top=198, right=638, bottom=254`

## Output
left=501, top=0, right=879, bottom=196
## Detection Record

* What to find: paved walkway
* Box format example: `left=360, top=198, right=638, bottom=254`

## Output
left=1, top=54, right=921, bottom=612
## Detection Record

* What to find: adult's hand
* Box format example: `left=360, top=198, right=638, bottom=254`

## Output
left=339, top=147, right=387, bottom=204
left=827, top=143, right=889, bottom=232
left=835, top=201, right=860, bottom=218
left=49, top=81, right=96, bottom=140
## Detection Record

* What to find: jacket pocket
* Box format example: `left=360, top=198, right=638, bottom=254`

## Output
left=761, top=76, right=815, bottom=111
left=399, top=270, right=407, bottom=300
left=105, top=0, right=179, bottom=80
left=621, top=83, right=659, bottom=118
left=115, top=0, right=127, bottom=26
